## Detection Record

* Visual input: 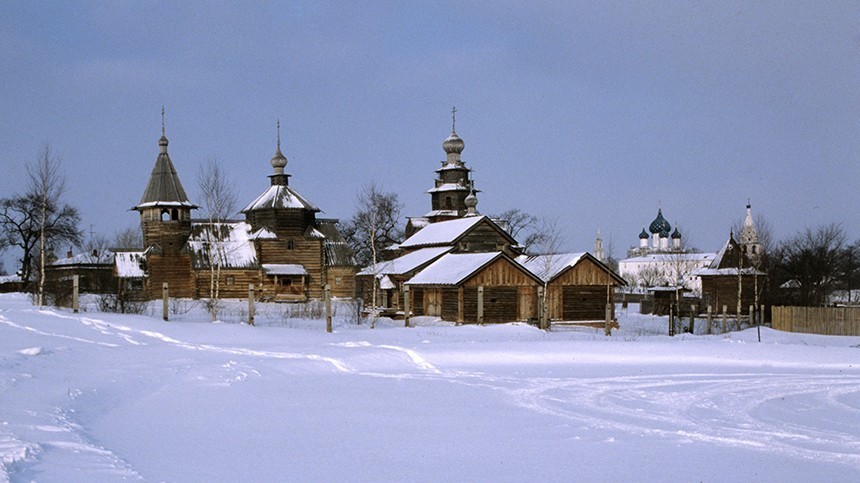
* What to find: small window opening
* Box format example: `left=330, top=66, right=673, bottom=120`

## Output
left=287, top=240, right=295, bottom=250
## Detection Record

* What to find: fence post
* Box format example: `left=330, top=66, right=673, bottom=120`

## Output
left=604, top=303, right=612, bottom=336
left=690, top=304, right=696, bottom=334
left=669, top=306, right=674, bottom=336
left=477, top=286, right=484, bottom=325
left=537, top=286, right=546, bottom=330
left=162, top=282, right=169, bottom=322
left=248, top=284, right=255, bottom=326
left=403, top=285, right=411, bottom=328
left=325, top=284, right=332, bottom=333
left=721, top=305, right=727, bottom=334
left=706, top=305, right=712, bottom=335
left=72, top=274, right=79, bottom=313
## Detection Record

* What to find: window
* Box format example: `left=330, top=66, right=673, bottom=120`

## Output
left=171, top=208, right=179, bottom=221
left=445, top=196, right=453, bottom=209
left=287, top=240, right=295, bottom=250
left=279, top=278, right=292, bottom=287
left=335, top=277, right=342, bottom=286
left=160, top=209, right=169, bottom=221
left=226, top=276, right=234, bottom=286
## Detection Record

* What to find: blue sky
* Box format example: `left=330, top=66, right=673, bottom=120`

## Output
left=1, top=1, right=857, bottom=270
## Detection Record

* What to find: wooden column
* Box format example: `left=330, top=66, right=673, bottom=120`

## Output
left=162, top=282, right=169, bottom=321
left=457, top=287, right=464, bottom=323
left=669, top=306, right=674, bottom=336
left=537, top=286, right=546, bottom=330
left=403, top=285, right=411, bottom=328
left=604, top=303, right=611, bottom=336
left=690, top=305, right=696, bottom=334
left=72, top=274, right=79, bottom=314
left=325, top=284, right=332, bottom=333
left=248, top=284, right=255, bottom=326
left=477, top=286, right=484, bottom=325
left=721, top=304, right=728, bottom=334
left=706, top=305, right=712, bottom=335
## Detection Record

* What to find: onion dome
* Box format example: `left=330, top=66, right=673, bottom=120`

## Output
left=639, top=227, right=649, bottom=239
left=660, top=228, right=670, bottom=239
left=270, top=148, right=287, bottom=173
left=649, top=208, right=671, bottom=234
left=158, top=133, right=169, bottom=154
left=671, top=227, right=682, bottom=239
left=270, top=120, right=288, bottom=175
left=443, top=131, right=465, bottom=155
left=465, top=190, right=478, bottom=209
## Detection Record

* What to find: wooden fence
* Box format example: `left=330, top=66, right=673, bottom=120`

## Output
left=772, top=306, right=860, bottom=336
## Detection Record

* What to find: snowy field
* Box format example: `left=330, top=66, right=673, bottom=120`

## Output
left=1, top=293, right=859, bottom=482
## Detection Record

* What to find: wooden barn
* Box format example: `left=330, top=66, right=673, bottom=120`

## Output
left=404, top=252, right=542, bottom=323
left=697, top=232, right=765, bottom=314
left=516, top=252, right=626, bottom=322
left=46, top=249, right=116, bottom=294
left=123, top=124, right=356, bottom=302
left=356, top=246, right=452, bottom=314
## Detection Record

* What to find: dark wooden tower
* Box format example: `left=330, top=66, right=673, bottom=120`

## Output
left=132, top=112, right=197, bottom=297
left=425, top=107, right=478, bottom=223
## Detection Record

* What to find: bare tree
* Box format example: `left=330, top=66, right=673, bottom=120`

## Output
left=492, top=208, right=542, bottom=252
left=342, top=182, right=403, bottom=268
left=112, top=225, right=143, bottom=250
left=531, top=217, right=563, bottom=330
left=636, top=264, right=664, bottom=288
left=342, top=183, right=404, bottom=328
left=197, top=158, right=238, bottom=321
left=773, top=223, right=846, bottom=306
left=0, top=146, right=81, bottom=305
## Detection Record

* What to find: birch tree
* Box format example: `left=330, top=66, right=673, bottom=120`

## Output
left=342, top=183, right=403, bottom=328
left=0, top=146, right=81, bottom=306
left=197, top=158, right=237, bottom=321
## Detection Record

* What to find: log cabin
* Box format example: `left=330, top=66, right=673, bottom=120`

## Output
left=516, top=252, right=626, bottom=322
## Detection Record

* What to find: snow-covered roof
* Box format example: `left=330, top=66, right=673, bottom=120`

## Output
left=115, top=251, right=146, bottom=278
left=262, top=264, right=308, bottom=276
left=358, top=246, right=453, bottom=276
left=407, top=217, right=430, bottom=229
left=516, top=252, right=587, bottom=282
left=405, top=252, right=503, bottom=286
left=423, top=210, right=460, bottom=218
left=51, top=250, right=115, bottom=266
left=427, top=183, right=470, bottom=193
left=399, top=216, right=488, bottom=249
left=378, top=275, right=395, bottom=290
left=241, top=184, right=320, bottom=213
left=248, top=228, right=277, bottom=240
left=135, top=139, right=197, bottom=210
left=305, top=226, right=326, bottom=239
left=0, top=275, right=22, bottom=284
left=187, top=221, right=258, bottom=269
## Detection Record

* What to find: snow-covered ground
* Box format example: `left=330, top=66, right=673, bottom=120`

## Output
left=1, top=293, right=858, bottom=482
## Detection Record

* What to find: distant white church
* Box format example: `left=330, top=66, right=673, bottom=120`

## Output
left=618, top=205, right=762, bottom=294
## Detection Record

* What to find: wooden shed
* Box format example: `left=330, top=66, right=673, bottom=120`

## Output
left=405, top=252, right=542, bottom=323
left=356, top=246, right=453, bottom=314
left=697, top=233, right=764, bottom=314
left=516, top=252, right=626, bottom=322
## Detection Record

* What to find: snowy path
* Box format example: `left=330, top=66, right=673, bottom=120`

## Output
left=1, top=295, right=859, bottom=481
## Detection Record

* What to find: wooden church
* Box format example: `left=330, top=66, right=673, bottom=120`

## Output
left=116, top=120, right=356, bottom=301
left=359, top=111, right=624, bottom=324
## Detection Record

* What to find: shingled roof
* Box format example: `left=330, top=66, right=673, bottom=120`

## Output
left=134, top=134, right=196, bottom=210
